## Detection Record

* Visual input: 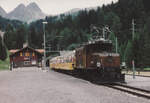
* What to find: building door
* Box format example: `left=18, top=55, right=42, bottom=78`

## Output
left=24, top=61, right=31, bottom=66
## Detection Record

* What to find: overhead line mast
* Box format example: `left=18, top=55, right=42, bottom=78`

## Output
left=132, top=19, right=135, bottom=40
left=132, top=19, right=136, bottom=79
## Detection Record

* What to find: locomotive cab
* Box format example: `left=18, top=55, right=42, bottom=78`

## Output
left=86, top=41, right=113, bottom=69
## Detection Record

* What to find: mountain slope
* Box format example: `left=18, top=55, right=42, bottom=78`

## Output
left=0, top=6, right=6, bottom=17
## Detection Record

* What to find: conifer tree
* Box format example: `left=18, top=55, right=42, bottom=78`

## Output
left=0, top=36, right=7, bottom=61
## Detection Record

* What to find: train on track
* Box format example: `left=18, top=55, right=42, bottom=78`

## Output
left=49, top=38, right=125, bottom=82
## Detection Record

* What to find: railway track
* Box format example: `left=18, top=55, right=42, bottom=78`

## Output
left=105, top=83, right=150, bottom=99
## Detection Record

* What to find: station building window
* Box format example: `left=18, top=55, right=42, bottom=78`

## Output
left=25, top=52, right=30, bottom=56
left=20, top=52, right=23, bottom=56
left=32, top=52, right=35, bottom=56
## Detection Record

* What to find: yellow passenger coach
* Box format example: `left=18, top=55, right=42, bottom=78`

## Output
left=50, top=51, right=75, bottom=70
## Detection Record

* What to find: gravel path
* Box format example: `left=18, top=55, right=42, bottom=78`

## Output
left=0, top=67, right=149, bottom=103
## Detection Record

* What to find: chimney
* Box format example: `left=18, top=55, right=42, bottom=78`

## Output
left=23, top=42, right=28, bottom=48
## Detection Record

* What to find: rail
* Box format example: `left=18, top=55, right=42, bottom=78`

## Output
left=105, top=83, right=150, bottom=99
left=125, top=74, right=150, bottom=77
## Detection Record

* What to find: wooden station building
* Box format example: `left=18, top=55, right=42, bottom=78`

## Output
left=9, top=46, right=44, bottom=68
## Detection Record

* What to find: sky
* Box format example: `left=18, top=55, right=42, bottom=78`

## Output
left=0, top=0, right=118, bottom=15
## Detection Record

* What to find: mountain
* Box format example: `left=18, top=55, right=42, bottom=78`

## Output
left=26, top=3, right=46, bottom=22
left=0, top=6, right=6, bottom=17
left=6, top=3, right=46, bottom=23
left=6, top=4, right=27, bottom=21
left=60, top=6, right=99, bottom=17
left=63, top=8, right=81, bottom=16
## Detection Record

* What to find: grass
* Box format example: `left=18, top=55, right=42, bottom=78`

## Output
left=0, top=57, right=10, bottom=70
left=0, top=51, right=10, bottom=71
left=143, top=68, right=150, bottom=71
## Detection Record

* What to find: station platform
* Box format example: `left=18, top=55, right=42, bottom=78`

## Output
left=125, top=75, right=150, bottom=91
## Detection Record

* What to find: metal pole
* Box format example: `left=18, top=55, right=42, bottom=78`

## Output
left=132, top=60, right=135, bottom=79
left=116, top=37, right=118, bottom=53
left=132, top=19, right=135, bottom=78
left=43, top=24, right=46, bottom=70
left=103, top=28, right=105, bottom=39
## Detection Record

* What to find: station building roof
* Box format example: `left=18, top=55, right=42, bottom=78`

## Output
left=9, top=46, right=44, bottom=57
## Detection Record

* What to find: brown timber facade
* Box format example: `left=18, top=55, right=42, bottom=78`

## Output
left=9, top=46, right=44, bottom=68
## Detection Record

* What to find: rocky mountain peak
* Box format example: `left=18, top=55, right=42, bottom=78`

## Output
left=17, top=4, right=26, bottom=8
left=26, top=2, right=42, bottom=12
left=11, top=4, right=26, bottom=13
left=5, top=2, right=46, bottom=23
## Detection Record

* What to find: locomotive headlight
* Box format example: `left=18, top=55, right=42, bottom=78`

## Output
left=97, top=62, right=101, bottom=67
left=91, top=61, right=94, bottom=64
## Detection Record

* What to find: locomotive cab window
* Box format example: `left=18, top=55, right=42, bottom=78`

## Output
left=87, top=43, right=112, bottom=53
